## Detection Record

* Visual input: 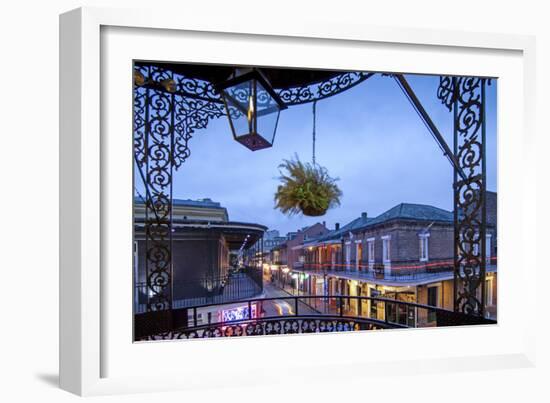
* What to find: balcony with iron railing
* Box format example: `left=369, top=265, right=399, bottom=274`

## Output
left=293, top=257, right=497, bottom=283
left=134, top=294, right=496, bottom=341
left=134, top=259, right=497, bottom=340
left=135, top=266, right=263, bottom=313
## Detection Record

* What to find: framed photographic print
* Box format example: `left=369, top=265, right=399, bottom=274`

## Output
left=60, top=6, right=536, bottom=396
left=131, top=61, right=498, bottom=342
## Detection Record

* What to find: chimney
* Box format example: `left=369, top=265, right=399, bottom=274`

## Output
left=361, top=212, right=368, bottom=219
left=322, top=221, right=326, bottom=228
left=335, top=223, right=340, bottom=231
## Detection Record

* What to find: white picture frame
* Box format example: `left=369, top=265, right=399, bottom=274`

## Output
left=60, top=6, right=537, bottom=396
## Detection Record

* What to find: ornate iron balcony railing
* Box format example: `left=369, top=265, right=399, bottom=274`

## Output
left=134, top=294, right=496, bottom=341
left=294, top=260, right=497, bottom=283
left=134, top=269, right=263, bottom=313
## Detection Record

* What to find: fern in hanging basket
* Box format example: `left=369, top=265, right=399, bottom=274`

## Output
left=274, top=155, right=342, bottom=217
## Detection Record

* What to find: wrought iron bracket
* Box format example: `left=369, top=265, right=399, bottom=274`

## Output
left=393, top=74, right=467, bottom=181
left=134, top=63, right=374, bottom=107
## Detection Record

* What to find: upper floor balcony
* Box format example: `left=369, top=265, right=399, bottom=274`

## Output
left=293, top=257, right=498, bottom=285
left=135, top=266, right=264, bottom=314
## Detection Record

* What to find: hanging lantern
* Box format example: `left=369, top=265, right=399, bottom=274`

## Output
left=217, top=69, right=287, bottom=151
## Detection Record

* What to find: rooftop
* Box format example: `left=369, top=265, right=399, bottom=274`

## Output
left=367, top=202, right=453, bottom=226
left=305, top=202, right=453, bottom=245
left=134, top=196, right=225, bottom=209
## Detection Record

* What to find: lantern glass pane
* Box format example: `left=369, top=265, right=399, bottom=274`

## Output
left=255, top=80, right=281, bottom=142
left=255, top=81, right=280, bottom=117
left=222, top=80, right=255, bottom=137
left=256, top=108, right=280, bottom=143
left=225, top=103, right=250, bottom=138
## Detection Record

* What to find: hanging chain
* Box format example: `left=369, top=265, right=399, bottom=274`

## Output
left=312, top=100, right=317, bottom=166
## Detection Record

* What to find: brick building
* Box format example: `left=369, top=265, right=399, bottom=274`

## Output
left=283, top=193, right=497, bottom=323
left=269, top=222, right=330, bottom=269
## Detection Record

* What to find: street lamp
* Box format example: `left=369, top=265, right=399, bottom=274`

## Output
left=217, top=69, right=287, bottom=151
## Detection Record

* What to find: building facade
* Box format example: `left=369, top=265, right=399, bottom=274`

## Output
left=268, top=223, right=330, bottom=269
left=279, top=193, right=497, bottom=324
left=262, top=230, right=288, bottom=254
left=134, top=197, right=266, bottom=322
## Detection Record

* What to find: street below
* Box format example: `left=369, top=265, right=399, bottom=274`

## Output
left=259, top=281, right=320, bottom=318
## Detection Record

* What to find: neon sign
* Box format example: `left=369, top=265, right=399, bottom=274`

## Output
left=220, top=304, right=258, bottom=322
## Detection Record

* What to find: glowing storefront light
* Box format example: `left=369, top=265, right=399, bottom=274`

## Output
left=220, top=304, right=258, bottom=322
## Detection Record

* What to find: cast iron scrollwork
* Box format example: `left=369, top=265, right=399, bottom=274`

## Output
left=172, top=96, right=225, bottom=169
left=135, top=64, right=374, bottom=107
left=137, top=318, right=371, bottom=341
left=133, top=65, right=149, bottom=168
left=134, top=65, right=226, bottom=314
left=176, top=74, right=219, bottom=102
left=137, top=65, right=174, bottom=312
left=443, top=75, right=488, bottom=316
left=437, top=76, right=455, bottom=111
left=276, top=72, right=374, bottom=106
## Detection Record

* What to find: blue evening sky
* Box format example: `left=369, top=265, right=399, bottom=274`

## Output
left=137, top=73, right=497, bottom=236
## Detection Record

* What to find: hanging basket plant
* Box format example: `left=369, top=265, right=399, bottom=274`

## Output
left=274, top=155, right=342, bottom=217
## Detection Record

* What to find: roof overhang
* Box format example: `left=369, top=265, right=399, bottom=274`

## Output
left=135, top=220, right=266, bottom=250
